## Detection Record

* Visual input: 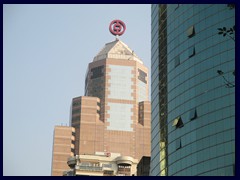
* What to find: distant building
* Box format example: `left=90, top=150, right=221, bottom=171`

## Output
left=150, top=4, right=235, bottom=176
left=51, top=126, right=75, bottom=176
left=137, top=156, right=150, bottom=176
left=52, top=37, right=151, bottom=176
left=64, top=152, right=138, bottom=176
left=69, top=39, right=151, bottom=160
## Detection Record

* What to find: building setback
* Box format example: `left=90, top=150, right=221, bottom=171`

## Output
left=150, top=4, right=235, bottom=176
left=51, top=126, right=75, bottom=176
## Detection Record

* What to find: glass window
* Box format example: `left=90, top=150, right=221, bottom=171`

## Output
left=175, top=55, right=180, bottom=67
left=172, top=116, right=184, bottom=128
left=72, top=116, right=80, bottom=122
left=187, top=25, right=195, bottom=37
left=189, top=46, right=195, bottom=57
left=73, top=101, right=81, bottom=107
left=72, top=108, right=80, bottom=114
left=97, top=102, right=101, bottom=107
left=189, top=108, right=197, bottom=120
left=107, top=102, right=133, bottom=131
left=91, top=65, right=104, bottom=79
left=176, top=138, right=181, bottom=150
left=108, top=65, right=134, bottom=100
left=138, top=69, right=147, bottom=84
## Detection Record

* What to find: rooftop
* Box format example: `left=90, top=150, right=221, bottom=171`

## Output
left=93, top=38, right=143, bottom=64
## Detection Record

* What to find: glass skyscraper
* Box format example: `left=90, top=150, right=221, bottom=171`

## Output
left=150, top=4, right=235, bottom=176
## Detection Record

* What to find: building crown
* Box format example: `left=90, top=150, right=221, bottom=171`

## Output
left=93, top=39, right=143, bottom=64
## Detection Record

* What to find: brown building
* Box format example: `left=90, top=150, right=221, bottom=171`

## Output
left=70, top=38, right=151, bottom=161
left=70, top=96, right=103, bottom=155
left=51, top=38, right=151, bottom=176
left=51, top=126, right=75, bottom=176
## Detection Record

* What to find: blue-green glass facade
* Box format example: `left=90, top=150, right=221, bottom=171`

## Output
left=150, top=4, right=235, bottom=176
left=151, top=4, right=161, bottom=176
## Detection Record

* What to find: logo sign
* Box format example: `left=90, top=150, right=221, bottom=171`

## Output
left=109, top=20, right=126, bottom=36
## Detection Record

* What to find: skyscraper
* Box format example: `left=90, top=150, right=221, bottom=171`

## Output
left=69, top=38, right=151, bottom=162
left=52, top=20, right=151, bottom=176
left=150, top=4, right=235, bottom=176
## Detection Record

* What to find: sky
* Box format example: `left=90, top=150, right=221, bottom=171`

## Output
left=3, top=4, right=151, bottom=176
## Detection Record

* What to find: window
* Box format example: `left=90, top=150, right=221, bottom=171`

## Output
left=91, top=65, right=104, bottom=79
left=176, top=138, right=181, bottom=150
left=189, top=46, right=195, bottom=57
left=187, top=25, right=195, bottom=37
left=73, top=101, right=81, bottom=107
left=72, top=116, right=80, bottom=122
left=175, top=55, right=180, bottom=67
left=102, top=164, right=112, bottom=168
left=172, top=117, right=184, bottom=128
left=108, top=65, right=134, bottom=100
left=189, top=108, right=197, bottom=120
left=72, top=108, right=80, bottom=114
left=138, top=69, right=147, bottom=84
left=97, top=102, right=101, bottom=107
left=72, top=131, right=76, bottom=136
left=103, top=170, right=114, bottom=176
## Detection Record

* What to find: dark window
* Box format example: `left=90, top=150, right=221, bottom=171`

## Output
left=138, top=69, right=147, bottom=84
left=175, top=55, right=180, bottom=67
left=176, top=138, right=181, bottom=150
left=85, top=69, right=89, bottom=90
left=72, top=116, right=80, bottom=122
left=97, top=110, right=100, bottom=114
left=73, top=101, right=81, bottom=107
left=189, top=46, right=195, bottom=57
left=91, top=65, right=104, bottom=79
left=97, top=102, right=101, bottom=107
left=187, top=25, right=195, bottom=37
left=172, top=117, right=184, bottom=128
left=103, top=171, right=114, bottom=175
left=72, top=131, right=76, bottom=136
left=189, top=108, right=197, bottom=120
left=72, top=108, right=80, bottom=114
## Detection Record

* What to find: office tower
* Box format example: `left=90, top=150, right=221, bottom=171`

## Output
left=66, top=38, right=151, bottom=176
left=51, top=126, right=75, bottom=176
left=150, top=4, right=235, bottom=176
left=71, top=38, right=151, bottom=160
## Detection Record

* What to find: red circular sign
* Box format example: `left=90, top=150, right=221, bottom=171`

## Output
left=109, top=20, right=126, bottom=36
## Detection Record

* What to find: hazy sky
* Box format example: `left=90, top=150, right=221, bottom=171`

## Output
left=3, top=4, right=151, bottom=176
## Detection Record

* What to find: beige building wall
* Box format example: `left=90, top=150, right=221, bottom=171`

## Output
left=52, top=39, right=151, bottom=176
left=77, top=39, right=151, bottom=161
left=51, top=126, right=75, bottom=176
left=65, top=153, right=139, bottom=176
left=70, top=96, right=104, bottom=155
